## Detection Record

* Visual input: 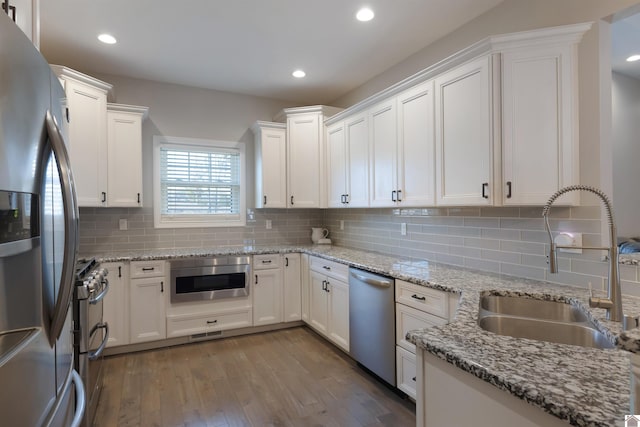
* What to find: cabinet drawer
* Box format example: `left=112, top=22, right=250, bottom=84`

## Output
left=396, top=280, right=449, bottom=318
left=309, top=256, right=349, bottom=281
left=253, top=254, right=281, bottom=270
left=130, top=260, right=166, bottom=279
left=396, top=346, right=417, bottom=400
left=166, top=308, right=252, bottom=338
left=396, top=303, right=447, bottom=353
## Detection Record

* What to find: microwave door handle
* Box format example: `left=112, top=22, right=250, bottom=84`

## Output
left=45, top=110, right=79, bottom=345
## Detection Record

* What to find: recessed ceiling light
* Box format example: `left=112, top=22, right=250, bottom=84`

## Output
left=627, top=54, right=640, bottom=62
left=98, top=33, right=117, bottom=44
left=292, top=70, right=306, bottom=78
left=356, top=7, right=374, bottom=22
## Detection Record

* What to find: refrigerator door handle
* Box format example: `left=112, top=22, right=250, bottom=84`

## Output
left=45, top=110, right=79, bottom=345
left=70, top=370, right=86, bottom=427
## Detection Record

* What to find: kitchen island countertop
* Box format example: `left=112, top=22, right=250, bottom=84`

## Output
left=91, top=244, right=638, bottom=426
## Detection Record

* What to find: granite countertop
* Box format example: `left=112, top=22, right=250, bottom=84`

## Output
left=91, top=245, right=638, bottom=426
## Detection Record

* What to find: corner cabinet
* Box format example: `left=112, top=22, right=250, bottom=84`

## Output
left=281, top=106, right=342, bottom=208
left=251, top=121, right=287, bottom=208
left=435, top=56, right=495, bottom=206
left=107, top=104, right=148, bottom=207
left=52, top=65, right=112, bottom=207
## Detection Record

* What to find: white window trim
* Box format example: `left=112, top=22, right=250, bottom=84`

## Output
left=153, top=135, right=246, bottom=228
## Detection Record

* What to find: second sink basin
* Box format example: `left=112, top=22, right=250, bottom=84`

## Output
left=478, top=294, right=615, bottom=349
left=478, top=315, right=615, bottom=349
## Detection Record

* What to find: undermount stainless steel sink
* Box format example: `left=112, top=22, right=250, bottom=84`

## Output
left=480, top=295, right=589, bottom=322
left=478, top=295, right=615, bottom=349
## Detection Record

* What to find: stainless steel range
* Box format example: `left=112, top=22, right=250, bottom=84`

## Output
left=73, top=258, right=109, bottom=427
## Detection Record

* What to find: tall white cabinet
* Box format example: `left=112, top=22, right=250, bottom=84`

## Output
left=107, top=104, right=148, bottom=207
left=500, top=44, right=579, bottom=205
left=52, top=66, right=112, bottom=207
left=3, top=0, right=39, bottom=47
left=327, top=112, right=369, bottom=207
left=251, top=121, right=287, bottom=208
left=435, top=56, right=494, bottom=206
left=281, top=106, right=342, bottom=208
left=52, top=66, right=148, bottom=208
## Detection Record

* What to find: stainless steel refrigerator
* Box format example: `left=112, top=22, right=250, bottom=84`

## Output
left=0, top=12, right=85, bottom=427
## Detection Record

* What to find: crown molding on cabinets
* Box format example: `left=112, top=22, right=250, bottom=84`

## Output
left=325, top=22, right=593, bottom=126
left=50, top=64, right=114, bottom=101
left=274, top=105, right=343, bottom=123
left=106, top=103, right=149, bottom=120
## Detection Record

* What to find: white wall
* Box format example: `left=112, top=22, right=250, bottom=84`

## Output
left=612, top=71, right=640, bottom=237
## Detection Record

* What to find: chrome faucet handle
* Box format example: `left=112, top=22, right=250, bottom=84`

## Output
left=624, top=315, right=640, bottom=331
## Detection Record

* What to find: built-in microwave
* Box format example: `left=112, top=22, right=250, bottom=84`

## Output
left=170, top=256, right=251, bottom=303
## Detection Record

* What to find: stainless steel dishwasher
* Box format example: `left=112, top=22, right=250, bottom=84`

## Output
left=349, top=268, right=396, bottom=386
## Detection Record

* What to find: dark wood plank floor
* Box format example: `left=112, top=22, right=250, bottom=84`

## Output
left=94, top=326, right=416, bottom=427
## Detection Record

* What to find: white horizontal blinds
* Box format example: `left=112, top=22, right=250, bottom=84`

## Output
left=160, top=146, right=241, bottom=218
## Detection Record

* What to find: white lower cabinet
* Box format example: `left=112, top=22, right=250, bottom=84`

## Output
left=166, top=307, right=252, bottom=338
left=101, top=262, right=129, bottom=348
left=300, top=254, right=310, bottom=322
left=253, top=254, right=283, bottom=326
left=283, top=253, right=302, bottom=322
left=129, top=261, right=167, bottom=344
left=395, top=279, right=458, bottom=399
left=307, top=256, right=350, bottom=352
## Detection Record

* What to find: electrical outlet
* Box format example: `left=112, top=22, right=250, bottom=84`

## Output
left=555, top=232, right=582, bottom=254
left=119, top=218, right=128, bottom=231
left=401, top=223, right=407, bottom=236
left=340, top=220, right=344, bottom=230
left=266, top=219, right=272, bottom=229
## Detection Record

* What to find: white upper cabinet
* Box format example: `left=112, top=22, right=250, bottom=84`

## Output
left=107, top=104, right=148, bottom=207
left=435, top=56, right=494, bottom=206
left=282, top=106, right=342, bottom=208
left=500, top=44, right=579, bottom=206
left=52, top=66, right=112, bottom=207
left=252, top=121, right=287, bottom=208
left=3, top=0, right=39, bottom=48
left=327, top=113, right=369, bottom=208
left=52, top=66, right=148, bottom=208
left=369, top=99, right=398, bottom=207
left=397, top=81, right=436, bottom=207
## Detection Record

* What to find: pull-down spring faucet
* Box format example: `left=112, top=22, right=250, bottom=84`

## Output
left=542, top=185, right=623, bottom=322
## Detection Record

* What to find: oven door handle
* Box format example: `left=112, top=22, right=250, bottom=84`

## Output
left=88, top=322, right=109, bottom=361
left=89, top=278, right=110, bottom=305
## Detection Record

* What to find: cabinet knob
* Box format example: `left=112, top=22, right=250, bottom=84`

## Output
left=264, top=195, right=267, bottom=206
left=160, top=281, right=164, bottom=293
left=397, top=189, right=402, bottom=202
left=2, top=2, right=16, bottom=22
left=290, top=195, right=294, bottom=206
left=206, top=320, right=218, bottom=324
left=101, top=191, right=107, bottom=203
left=255, top=274, right=258, bottom=285
left=506, top=181, right=512, bottom=199
left=481, top=183, right=489, bottom=199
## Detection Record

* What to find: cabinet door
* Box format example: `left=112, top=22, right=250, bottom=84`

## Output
left=129, top=276, right=166, bottom=344
left=287, top=113, right=321, bottom=208
left=309, top=270, right=329, bottom=334
left=369, top=99, right=398, bottom=207
left=397, top=81, right=435, bottom=207
left=283, top=254, right=302, bottom=322
left=65, top=79, right=108, bottom=207
left=256, top=126, right=287, bottom=208
left=346, top=113, right=369, bottom=207
left=435, top=56, right=493, bottom=206
left=102, top=262, right=129, bottom=347
left=501, top=46, right=578, bottom=205
left=253, top=268, right=283, bottom=326
left=4, top=0, right=38, bottom=47
left=327, top=121, right=347, bottom=208
left=327, top=278, right=349, bottom=351
left=107, top=109, right=143, bottom=207
left=301, top=254, right=310, bottom=323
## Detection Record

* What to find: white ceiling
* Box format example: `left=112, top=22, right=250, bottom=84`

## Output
left=39, top=0, right=504, bottom=104
left=612, top=11, right=640, bottom=80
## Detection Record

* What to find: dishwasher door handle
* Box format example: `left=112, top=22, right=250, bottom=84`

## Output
left=350, top=271, right=393, bottom=288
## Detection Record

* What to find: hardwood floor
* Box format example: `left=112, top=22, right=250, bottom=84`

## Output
left=94, top=326, right=416, bottom=427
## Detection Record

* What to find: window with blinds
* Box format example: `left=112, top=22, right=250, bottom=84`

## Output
left=153, top=136, right=246, bottom=228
